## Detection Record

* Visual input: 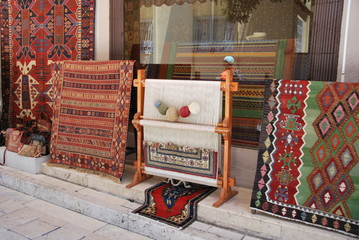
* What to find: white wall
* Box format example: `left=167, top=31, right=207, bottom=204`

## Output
left=95, top=0, right=110, bottom=60
left=337, top=0, right=359, bottom=83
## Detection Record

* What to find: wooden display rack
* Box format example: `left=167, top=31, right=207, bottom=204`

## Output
left=126, top=69, right=238, bottom=208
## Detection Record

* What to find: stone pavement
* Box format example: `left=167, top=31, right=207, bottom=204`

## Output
left=0, top=186, right=151, bottom=240
left=0, top=164, right=354, bottom=240
left=0, top=166, right=262, bottom=240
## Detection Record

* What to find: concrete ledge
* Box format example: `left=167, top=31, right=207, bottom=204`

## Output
left=0, top=164, right=352, bottom=240
left=0, top=166, right=247, bottom=240
left=40, top=163, right=352, bottom=240
left=0, top=146, right=49, bottom=174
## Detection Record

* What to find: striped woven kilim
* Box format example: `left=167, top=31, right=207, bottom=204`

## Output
left=158, top=40, right=294, bottom=148
left=50, top=60, right=134, bottom=179
left=251, top=80, right=359, bottom=237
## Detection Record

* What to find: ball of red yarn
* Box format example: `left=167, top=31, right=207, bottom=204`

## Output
left=179, top=106, right=191, bottom=118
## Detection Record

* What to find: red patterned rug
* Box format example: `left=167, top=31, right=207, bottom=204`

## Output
left=133, top=181, right=216, bottom=229
left=0, top=0, right=95, bottom=126
left=50, top=60, right=134, bottom=179
left=251, top=80, right=359, bottom=237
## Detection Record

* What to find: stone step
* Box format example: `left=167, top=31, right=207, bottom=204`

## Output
left=0, top=164, right=353, bottom=240
left=0, top=166, right=253, bottom=240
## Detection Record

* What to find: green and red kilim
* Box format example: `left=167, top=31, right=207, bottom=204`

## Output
left=251, top=80, right=359, bottom=237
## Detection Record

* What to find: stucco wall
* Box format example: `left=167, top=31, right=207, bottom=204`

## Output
left=95, top=0, right=110, bottom=60
left=337, top=0, right=359, bottom=83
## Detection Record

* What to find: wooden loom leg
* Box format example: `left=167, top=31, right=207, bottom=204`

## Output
left=213, top=132, right=238, bottom=207
left=126, top=122, right=152, bottom=189
left=126, top=69, right=152, bottom=189
left=213, top=69, right=238, bottom=207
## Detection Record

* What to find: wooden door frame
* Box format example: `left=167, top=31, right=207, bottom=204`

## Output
left=110, top=0, right=124, bottom=60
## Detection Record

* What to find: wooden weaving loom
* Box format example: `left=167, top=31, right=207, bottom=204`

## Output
left=127, top=69, right=238, bottom=207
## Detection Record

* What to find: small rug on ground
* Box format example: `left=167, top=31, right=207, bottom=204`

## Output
left=133, top=181, right=216, bottom=229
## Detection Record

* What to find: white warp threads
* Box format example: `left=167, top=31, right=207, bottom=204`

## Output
left=143, top=79, right=222, bottom=126
left=144, top=167, right=218, bottom=187
left=143, top=125, right=220, bottom=150
left=140, top=119, right=216, bottom=132
left=142, top=79, right=223, bottom=186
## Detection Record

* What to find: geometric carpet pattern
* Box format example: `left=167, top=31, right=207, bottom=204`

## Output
left=133, top=181, right=216, bottom=229
left=251, top=80, right=359, bottom=237
left=50, top=60, right=134, bottom=179
left=0, top=0, right=95, bottom=126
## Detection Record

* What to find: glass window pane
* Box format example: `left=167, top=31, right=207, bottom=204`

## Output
left=124, top=0, right=316, bottom=81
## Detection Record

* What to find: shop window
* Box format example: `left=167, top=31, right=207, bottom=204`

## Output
left=295, top=15, right=309, bottom=53
left=194, top=16, right=237, bottom=43
left=115, top=0, right=344, bottom=82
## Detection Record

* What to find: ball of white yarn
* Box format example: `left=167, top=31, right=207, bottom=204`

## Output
left=189, top=102, right=200, bottom=115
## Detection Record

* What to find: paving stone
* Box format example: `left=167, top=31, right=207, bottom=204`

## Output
left=80, top=232, right=115, bottom=240
left=242, top=236, right=262, bottom=240
left=94, top=224, right=152, bottom=240
left=0, top=185, right=35, bottom=204
left=0, top=207, right=43, bottom=229
left=34, top=224, right=91, bottom=240
left=24, top=199, right=107, bottom=232
left=0, top=226, right=29, bottom=240
left=10, top=219, right=59, bottom=239
left=0, top=210, right=6, bottom=217
left=207, top=226, right=245, bottom=240
left=121, top=200, right=141, bottom=211
left=0, top=199, right=28, bottom=214
left=188, top=221, right=211, bottom=232
left=77, top=187, right=129, bottom=209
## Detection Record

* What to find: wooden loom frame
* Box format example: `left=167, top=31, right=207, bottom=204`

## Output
left=126, top=69, right=238, bottom=207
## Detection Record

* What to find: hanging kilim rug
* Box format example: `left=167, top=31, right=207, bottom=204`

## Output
left=133, top=181, right=216, bottom=229
left=168, top=40, right=295, bottom=149
left=251, top=80, right=359, bottom=237
left=0, top=0, right=95, bottom=126
left=50, top=60, right=134, bottom=179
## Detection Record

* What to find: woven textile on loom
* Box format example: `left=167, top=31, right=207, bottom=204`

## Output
left=154, top=40, right=295, bottom=148
left=50, top=60, right=134, bottom=179
left=0, top=0, right=95, bottom=125
left=251, top=80, right=359, bottom=237
left=142, top=79, right=222, bottom=186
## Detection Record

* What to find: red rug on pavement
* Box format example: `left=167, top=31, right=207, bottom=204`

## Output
left=133, top=181, right=216, bottom=229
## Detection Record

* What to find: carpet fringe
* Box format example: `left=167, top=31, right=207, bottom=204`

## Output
left=45, top=162, right=121, bottom=183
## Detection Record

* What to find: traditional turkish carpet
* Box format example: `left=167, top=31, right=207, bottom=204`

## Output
left=50, top=60, right=134, bottom=179
left=133, top=181, right=216, bottom=228
left=145, top=141, right=218, bottom=179
left=174, top=40, right=295, bottom=81
left=168, top=40, right=295, bottom=148
left=0, top=0, right=95, bottom=126
left=251, top=80, right=359, bottom=237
